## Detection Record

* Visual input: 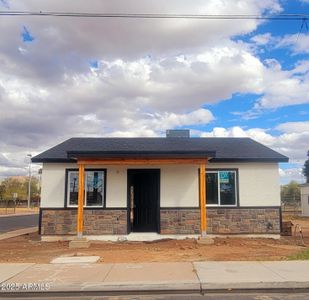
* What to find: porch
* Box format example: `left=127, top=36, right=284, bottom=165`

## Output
left=73, top=158, right=209, bottom=239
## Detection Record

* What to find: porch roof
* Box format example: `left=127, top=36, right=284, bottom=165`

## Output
left=32, top=137, right=288, bottom=163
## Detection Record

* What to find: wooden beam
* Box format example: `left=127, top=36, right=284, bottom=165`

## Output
left=77, top=163, right=85, bottom=238
left=199, top=160, right=207, bottom=237
left=77, top=158, right=207, bottom=165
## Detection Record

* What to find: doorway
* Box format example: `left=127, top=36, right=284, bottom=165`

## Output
left=127, top=169, right=160, bottom=233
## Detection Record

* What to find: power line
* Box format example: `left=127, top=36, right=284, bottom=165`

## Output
left=296, top=18, right=309, bottom=41
left=0, top=11, right=308, bottom=20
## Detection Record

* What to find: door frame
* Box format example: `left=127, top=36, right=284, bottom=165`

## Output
left=127, top=169, right=160, bottom=234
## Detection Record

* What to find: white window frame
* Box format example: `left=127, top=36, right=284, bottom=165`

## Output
left=206, top=170, right=238, bottom=207
left=66, top=169, right=105, bottom=208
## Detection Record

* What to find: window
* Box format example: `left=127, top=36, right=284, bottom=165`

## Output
left=66, top=169, right=106, bottom=207
left=206, top=170, right=237, bottom=206
left=68, top=171, right=79, bottom=206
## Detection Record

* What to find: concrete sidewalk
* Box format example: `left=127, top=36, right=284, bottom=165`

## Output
left=0, top=261, right=309, bottom=294
left=0, top=227, right=37, bottom=241
left=0, top=212, right=39, bottom=218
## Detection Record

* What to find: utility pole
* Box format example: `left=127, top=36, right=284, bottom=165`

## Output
left=27, top=154, right=32, bottom=209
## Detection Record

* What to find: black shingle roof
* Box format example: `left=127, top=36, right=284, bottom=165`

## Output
left=32, top=137, right=288, bottom=163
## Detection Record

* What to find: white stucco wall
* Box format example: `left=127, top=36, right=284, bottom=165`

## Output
left=40, top=162, right=280, bottom=208
left=300, top=184, right=309, bottom=217
left=40, top=163, right=75, bottom=208
left=161, top=165, right=199, bottom=207
left=208, top=162, right=281, bottom=207
left=105, top=166, right=127, bottom=207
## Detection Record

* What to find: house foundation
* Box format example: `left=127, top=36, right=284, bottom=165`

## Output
left=40, top=207, right=281, bottom=236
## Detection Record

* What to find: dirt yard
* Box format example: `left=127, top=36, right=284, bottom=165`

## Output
left=0, top=216, right=308, bottom=264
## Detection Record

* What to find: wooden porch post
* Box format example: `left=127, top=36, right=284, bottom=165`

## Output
left=199, top=160, right=207, bottom=237
left=77, top=163, right=85, bottom=238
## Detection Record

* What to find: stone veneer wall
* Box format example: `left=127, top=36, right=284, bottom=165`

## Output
left=160, top=209, right=201, bottom=234
left=160, top=207, right=281, bottom=234
left=41, top=207, right=281, bottom=236
left=41, top=209, right=127, bottom=235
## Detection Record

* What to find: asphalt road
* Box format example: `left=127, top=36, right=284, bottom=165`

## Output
left=0, top=214, right=39, bottom=233
left=2, top=292, right=309, bottom=300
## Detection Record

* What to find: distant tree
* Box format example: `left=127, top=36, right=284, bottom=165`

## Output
left=281, top=181, right=301, bottom=205
left=0, top=183, right=5, bottom=201
left=303, top=150, right=309, bottom=183
left=1, top=177, right=39, bottom=201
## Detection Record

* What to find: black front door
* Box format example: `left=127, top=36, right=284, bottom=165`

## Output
left=127, top=169, right=160, bottom=232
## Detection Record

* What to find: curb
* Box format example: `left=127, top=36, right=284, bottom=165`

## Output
left=1, top=286, right=309, bottom=298
left=200, top=282, right=309, bottom=292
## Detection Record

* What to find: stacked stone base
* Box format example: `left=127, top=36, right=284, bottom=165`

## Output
left=41, top=209, right=127, bottom=235
left=160, top=209, right=201, bottom=234
left=40, top=207, right=281, bottom=236
left=207, top=208, right=280, bottom=234
left=160, top=207, right=280, bottom=234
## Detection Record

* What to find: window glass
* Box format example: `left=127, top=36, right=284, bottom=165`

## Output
left=219, top=171, right=236, bottom=205
left=206, top=173, right=218, bottom=204
left=205, top=170, right=237, bottom=206
left=67, top=170, right=105, bottom=207
left=68, top=171, right=79, bottom=206
left=86, top=171, right=104, bottom=206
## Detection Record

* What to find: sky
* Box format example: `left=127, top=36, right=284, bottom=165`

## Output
left=0, top=0, right=308, bottom=184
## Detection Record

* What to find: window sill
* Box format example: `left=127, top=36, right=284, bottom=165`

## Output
left=66, top=206, right=105, bottom=209
left=206, top=205, right=237, bottom=207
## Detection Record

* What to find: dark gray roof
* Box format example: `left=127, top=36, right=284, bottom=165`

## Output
left=32, top=137, right=288, bottom=163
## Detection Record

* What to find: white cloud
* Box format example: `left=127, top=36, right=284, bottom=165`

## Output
left=276, top=121, right=309, bottom=133
left=200, top=126, right=277, bottom=146
left=0, top=0, right=281, bottom=76
left=150, top=109, right=215, bottom=129
left=1, top=0, right=307, bottom=184
left=277, top=33, right=309, bottom=54
left=201, top=123, right=309, bottom=162
left=0, top=153, right=19, bottom=168
left=0, top=43, right=263, bottom=153
left=103, top=108, right=215, bottom=137
left=200, top=124, right=309, bottom=183
left=251, top=33, right=273, bottom=45
left=247, top=32, right=309, bottom=111
left=236, top=59, right=309, bottom=112
left=279, top=167, right=304, bottom=184
left=251, top=31, right=309, bottom=55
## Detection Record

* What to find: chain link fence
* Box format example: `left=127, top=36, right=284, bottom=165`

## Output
left=0, top=199, right=40, bottom=215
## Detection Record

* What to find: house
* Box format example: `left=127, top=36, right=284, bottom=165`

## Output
left=32, top=130, right=288, bottom=240
left=300, top=183, right=309, bottom=217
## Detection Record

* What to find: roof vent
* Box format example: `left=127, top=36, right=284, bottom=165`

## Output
left=166, top=129, right=190, bottom=138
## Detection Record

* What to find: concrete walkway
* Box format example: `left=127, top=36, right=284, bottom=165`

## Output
left=0, top=227, right=37, bottom=241
left=0, top=212, right=38, bottom=218
left=0, top=261, right=309, bottom=294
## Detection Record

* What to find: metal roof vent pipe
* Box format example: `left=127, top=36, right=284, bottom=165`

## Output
left=166, top=129, right=190, bottom=138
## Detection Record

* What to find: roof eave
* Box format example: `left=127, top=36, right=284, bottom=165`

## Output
left=31, top=158, right=75, bottom=163
left=210, top=157, right=289, bottom=163
left=67, top=150, right=216, bottom=159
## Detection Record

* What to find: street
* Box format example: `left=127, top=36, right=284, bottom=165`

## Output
left=0, top=214, right=39, bottom=233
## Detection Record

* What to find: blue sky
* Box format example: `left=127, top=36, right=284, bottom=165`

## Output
left=0, top=0, right=308, bottom=183
left=202, top=2, right=308, bottom=130
left=21, top=26, right=35, bottom=42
